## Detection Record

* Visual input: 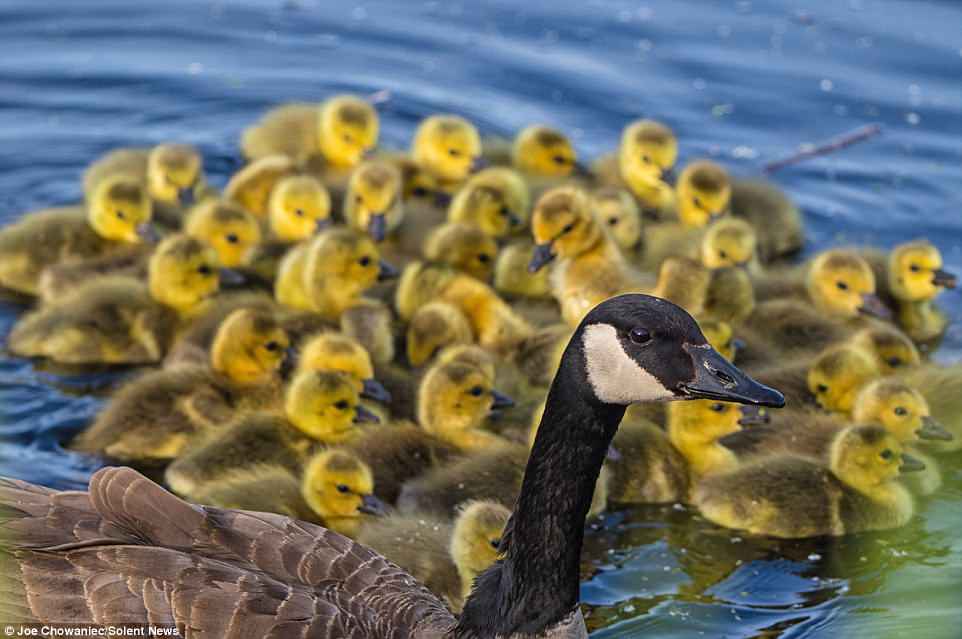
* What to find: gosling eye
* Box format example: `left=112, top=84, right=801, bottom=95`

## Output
left=552, top=155, right=567, bottom=165
left=264, top=341, right=280, bottom=352
left=836, top=281, right=849, bottom=291
left=358, top=256, right=372, bottom=267
left=198, top=265, right=213, bottom=276
left=909, top=263, right=921, bottom=273
left=334, top=400, right=350, bottom=410
left=608, top=217, right=619, bottom=226
left=879, top=449, right=894, bottom=461
left=355, top=195, right=364, bottom=205
left=499, top=205, right=510, bottom=217
left=294, top=208, right=305, bottom=217
left=336, top=484, right=350, bottom=493
left=894, top=406, right=908, bottom=416
left=561, top=223, right=575, bottom=234
left=886, top=356, right=903, bottom=368
left=641, top=155, right=651, bottom=164
left=477, top=253, right=491, bottom=264
left=116, top=210, right=126, bottom=220
left=710, top=403, right=726, bottom=412
left=490, top=538, right=501, bottom=549
left=412, top=186, right=428, bottom=197
left=225, top=233, right=239, bottom=244
left=692, top=196, right=702, bottom=209
left=448, top=148, right=462, bottom=157
left=719, top=250, right=728, bottom=260
left=628, top=327, right=652, bottom=345
left=816, top=383, right=829, bottom=393
left=342, top=133, right=354, bottom=144
left=468, top=385, right=485, bottom=397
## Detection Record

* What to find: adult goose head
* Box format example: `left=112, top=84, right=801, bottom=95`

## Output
left=0, top=294, right=781, bottom=639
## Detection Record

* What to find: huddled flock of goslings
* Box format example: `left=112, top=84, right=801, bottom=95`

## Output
left=0, top=94, right=959, bottom=607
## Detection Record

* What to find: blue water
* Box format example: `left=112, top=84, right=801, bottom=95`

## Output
left=1, top=0, right=960, bottom=636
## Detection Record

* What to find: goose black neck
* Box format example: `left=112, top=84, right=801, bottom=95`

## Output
left=456, top=337, right=625, bottom=638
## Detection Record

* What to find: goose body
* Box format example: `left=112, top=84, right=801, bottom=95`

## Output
left=0, top=294, right=782, bottom=638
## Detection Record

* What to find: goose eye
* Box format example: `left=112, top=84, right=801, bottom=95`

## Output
left=477, top=253, right=491, bottom=264
left=909, top=264, right=920, bottom=273
left=116, top=210, right=126, bottom=220
left=836, top=281, right=849, bottom=291
left=469, top=385, right=485, bottom=397
left=490, top=538, right=501, bottom=549
left=628, top=327, right=651, bottom=345
left=358, top=256, right=372, bottom=267
left=816, top=383, right=828, bottom=393
left=225, top=233, right=239, bottom=244
left=265, top=341, right=280, bottom=352
left=336, top=483, right=350, bottom=493
left=894, top=406, right=908, bottom=416
left=334, top=400, right=350, bottom=410
left=198, top=265, right=212, bottom=276
left=886, top=356, right=903, bottom=368
left=880, top=449, right=894, bottom=461
left=608, top=217, right=619, bottom=226
left=710, top=403, right=726, bottom=412
left=294, top=208, right=305, bottom=217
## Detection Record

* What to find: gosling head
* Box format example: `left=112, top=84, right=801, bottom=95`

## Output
left=676, top=160, right=731, bottom=228
left=703, top=266, right=756, bottom=323
left=853, top=379, right=952, bottom=444
left=888, top=240, right=956, bottom=302
left=318, top=95, right=379, bottom=168
left=618, top=119, right=678, bottom=187
left=146, top=143, right=205, bottom=208
left=407, top=301, right=474, bottom=367
left=147, top=234, right=222, bottom=313
left=210, top=308, right=290, bottom=384
left=345, top=161, right=402, bottom=242
left=411, top=114, right=482, bottom=183
left=512, top=125, right=580, bottom=177
left=590, top=187, right=642, bottom=251
left=184, top=199, right=262, bottom=267
left=448, top=168, right=530, bottom=238
left=450, top=500, right=511, bottom=598
left=668, top=399, right=759, bottom=443
left=268, top=175, right=332, bottom=242
left=701, top=218, right=756, bottom=269
left=301, top=449, right=385, bottom=536
left=286, top=369, right=379, bottom=444
left=296, top=332, right=390, bottom=403
left=573, top=294, right=784, bottom=407
left=806, top=249, right=889, bottom=319
left=830, top=425, right=925, bottom=491
left=303, top=228, right=397, bottom=313
left=87, top=175, right=153, bottom=243
left=435, top=344, right=497, bottom=382
left=418, top=359, right=513, bottom=435
left=424, top=222, right=499, bottom=281
left=807, top=346, right=880, bottom=414
left=528, top=186, right=598, bottom=272
left=851, top=325, right=921, bottom=374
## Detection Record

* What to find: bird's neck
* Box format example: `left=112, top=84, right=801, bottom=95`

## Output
left=457, top=342, right=624, bottom=638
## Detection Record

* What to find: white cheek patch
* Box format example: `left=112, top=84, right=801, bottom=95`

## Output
left=582, top=323, right=674, bottom=405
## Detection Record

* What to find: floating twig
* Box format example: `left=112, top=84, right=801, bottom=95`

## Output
left=762, top=123, right=882, bottom=175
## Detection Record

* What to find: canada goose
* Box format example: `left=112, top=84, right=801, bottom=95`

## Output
left=357, top=500, right=511, bottom=612
left=8, top=234, right=223, bottom=365
left=240, top=95, right=379, bottom=168
left=191, top=449, right=385, bottom=538
left=0, top=177, right=153, bottom=296
left=694, top=425, right=923, bottom=538
left=70, top=306, right=289, bottom=464
left=411, top=114, right=483, bottom=190
left=343, top=161, right=404, bottom=242
left=0, top=294, right=782, bottom=638
left=83, top=144, right=207, bottom=227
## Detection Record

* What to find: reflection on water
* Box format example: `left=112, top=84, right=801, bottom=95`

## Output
left=1, top=0, right=961, bottom=636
